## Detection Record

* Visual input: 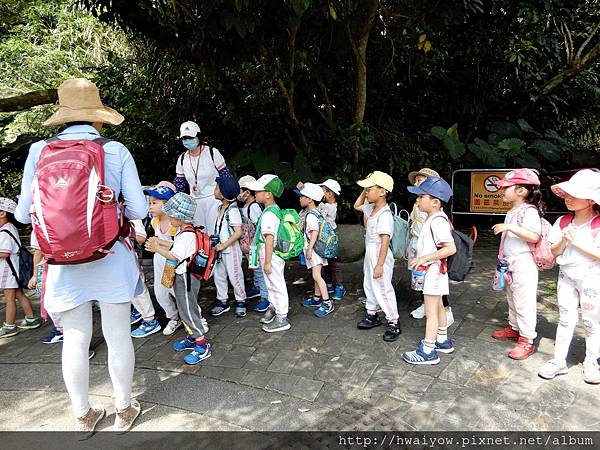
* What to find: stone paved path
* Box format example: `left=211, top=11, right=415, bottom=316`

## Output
left=0, top=235, right=598, bottom=431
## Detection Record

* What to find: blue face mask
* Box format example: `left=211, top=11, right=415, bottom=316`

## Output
left=182, top=138, right=199, bottom=150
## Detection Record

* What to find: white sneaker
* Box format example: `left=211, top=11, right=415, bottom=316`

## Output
left=446, top=307, right=455, bottom=327
left=583, top=362, right=600, bottom=384
left=410, top=304, right=425, bottom=319
left=538, top=359, right=568, bottom=380
left=162, top=319, right=181, bottom=336
left=201, top=317, right=209, bottom=333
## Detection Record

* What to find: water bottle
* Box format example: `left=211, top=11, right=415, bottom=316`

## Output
left=161, top=259, right=177, bottom=288
left=35, top=264, right=43, bottom=295
left=410, top=265, right=428, bottom=291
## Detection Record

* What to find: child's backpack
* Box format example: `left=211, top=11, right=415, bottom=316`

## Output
left=183, top=226, right=218, bottom=281
left=30, top=137, right=124, bottom=265
left=240, top=202, right=263, bottom=255
left=306, top=210, right=339, bottom=259
left=430, top=216, right=474, bottom=282
left=517, top=205, right=556, bottom=271
left=558, top=214, right=600, bottom=237
left=254, top=205, right=304, bottom=260
left=0, top=229, right=34, bottom=289
left=387, top=203, right=410, bottom=260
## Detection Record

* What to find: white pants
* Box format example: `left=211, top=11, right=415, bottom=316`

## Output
left=553, top=269, right=600, bottom=365
left=214, top=245, right=246, bottom=301
left=131, top=279, right=155, bottom=321
left=259, top=249, right=288, bottom=316
left=193, top=195, right=221, bottom=235
left=60, top=301, right=134, bottom=417
left=364, top=243, right=398, bottom=323
left=153, top=255, right=178, bottom=320
left=506, top=253, right=539, bottom=340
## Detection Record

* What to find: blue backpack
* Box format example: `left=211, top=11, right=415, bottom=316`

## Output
left=307, top=210, right=339, bottom=259
left=387, top=203, right=410, bottom=260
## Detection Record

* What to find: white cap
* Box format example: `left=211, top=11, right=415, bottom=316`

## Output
left=179, top=121, right=201, bottom=138
left=0, top=198, right=17, bottom=214
left=238, top=175, right=257, bottom=190
left=299, top=182, right=324, bottom=202
left=320, top=179, right=341, bottom=195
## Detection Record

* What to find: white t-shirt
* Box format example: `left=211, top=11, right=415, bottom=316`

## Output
left=318, top=202, right=338, bottom=229
left=130, top=220, right=146, bottom=239
left=30, top=230, right=39, bottom=250
left=242, top=201, right=263, bottom=226
left=502, top=205, right=541, bottom=258
left=175, top=146, right=226, bottom=199
left=548, top=215, right=600, bottom=275
left=416, top=212, right=454, bottom=267
left=170, top=229, right=198, bottom=274
left=151, top=217, right=177, bottom=268
left=0, top=223, right=21, bottom=289
left=216, top=205, right=242, bottom=254
left=363, top=203, right=393, bottom=246
left=304, top=211, right=321, bottom=244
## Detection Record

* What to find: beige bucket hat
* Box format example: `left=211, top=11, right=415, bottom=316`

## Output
left=408, top=167, right=440, bottom=185
left=43, top=78, right=124, bottom=127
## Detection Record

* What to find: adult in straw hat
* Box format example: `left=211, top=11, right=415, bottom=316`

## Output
left=15, top=78, right=147, bottom=434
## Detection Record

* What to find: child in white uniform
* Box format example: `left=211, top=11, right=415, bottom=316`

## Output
left=491, top=169, right=542, bottom=360
left=129, top=219, right=162, bottom=338
left=145, top=193, right=211, bottom=366
left=0, top=198, right=42, bottom=338
left=299, top=183, right=333, bottom=317
left=538, top=169, right=600, bottom=383
left=246, top=175, right=291, bottom=333
left=354, top=171, right=401, bottom=342
left=238, top=175, right=269, bottom=312
left=144, top=182, right=181, bottom=336
left=403, top=176, right=456, bottom=365
left=211, top=176, right=247, bottom=317
left=319, top=179, right=346, bottom=301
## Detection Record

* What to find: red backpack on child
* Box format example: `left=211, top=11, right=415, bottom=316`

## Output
left=31, top=138, right=127, bottom=265
left=516, top=205, right=555, bottom=270
left=182, top=226, right=218, bottom=281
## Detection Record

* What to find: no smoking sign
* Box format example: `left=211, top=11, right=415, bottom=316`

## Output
left=484, top=175, right=501, bottom=192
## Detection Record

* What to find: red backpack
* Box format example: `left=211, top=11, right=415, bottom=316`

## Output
left=182, top=226, right=218, bottom=281
left=30, top=137, right=126, bottom=265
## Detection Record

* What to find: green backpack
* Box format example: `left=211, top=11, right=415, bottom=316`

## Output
left=250, top=205, right=304, bottom=265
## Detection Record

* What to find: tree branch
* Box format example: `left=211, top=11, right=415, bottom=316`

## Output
left=0, top=89, right=57, bottom=112
left=576, top=20, right=600, bottom=60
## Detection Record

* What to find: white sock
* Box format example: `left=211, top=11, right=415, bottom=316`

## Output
left=422, top=340, right=435, bottom=354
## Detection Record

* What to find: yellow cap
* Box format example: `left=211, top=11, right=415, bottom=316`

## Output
left=357, top=171, right=394, bottom=192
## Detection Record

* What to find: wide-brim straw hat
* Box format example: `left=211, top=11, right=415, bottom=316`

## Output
left=43, top=78, right=124, bottom=127
left=408, top=167, right=440, bottom=185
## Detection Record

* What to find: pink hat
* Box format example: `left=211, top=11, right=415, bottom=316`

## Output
left=551, top=169, right=600, bottom=205
left=157, top=181, right=177, bottom=192
left=493, top=168, right=540, bottom=187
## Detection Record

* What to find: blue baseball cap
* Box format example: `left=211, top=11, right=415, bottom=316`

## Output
left=144, top=184, right=176, bottom=201
left=215, top=175, right=241, bottom=201
left=407, top=176, right=453, bottom=203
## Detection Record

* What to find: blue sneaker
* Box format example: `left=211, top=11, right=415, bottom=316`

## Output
left=246, top=287, right=260, bottom=300
left=254, top=299, right=270, bottom=313
left=130, top=309, right=142, bottom=325
left=131, top=319, right=162, bottom=338
left=211, top=301, right=230, bottom=316
left=327, top=284, right=335, bottom=294
left=302, top=296, right=322, bottom=307
left=435, top=337, right=455, bottom=354
left=332, top=285, right=347, bottom=301
left=314, top=300, right=334, bottom=318
left=403, top=341, right=440, bottom=365
left=41, top=327, right=64, bottom=344
left=184, top=343, right=212, bottom=365
left=173, top=336, right=196, bottom=352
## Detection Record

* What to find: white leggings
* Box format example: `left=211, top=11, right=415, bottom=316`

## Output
left=60, top=301, right=134, bottom=417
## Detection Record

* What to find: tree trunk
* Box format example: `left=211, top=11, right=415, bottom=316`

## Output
left=0, top=89, right=57, bottom=112
left=348, top=0, right=379, bottom=125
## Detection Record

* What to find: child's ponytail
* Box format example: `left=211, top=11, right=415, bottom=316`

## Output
left=519, top=185, right=544, bottom=216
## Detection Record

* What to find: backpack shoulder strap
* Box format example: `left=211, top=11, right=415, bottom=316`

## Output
left=559, top=213, right=574, bottom=230
left=92, top=137, right=112, bottom=146
left=209, top=146, right=216, bottom=170
left=0, top=229, right=23, bottom=250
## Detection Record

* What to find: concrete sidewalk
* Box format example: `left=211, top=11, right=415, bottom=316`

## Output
left=0, top=234, right=598, bottom=432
